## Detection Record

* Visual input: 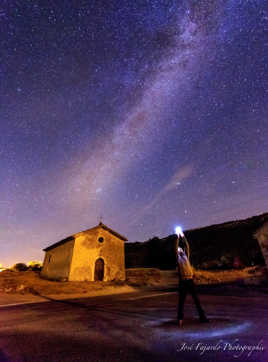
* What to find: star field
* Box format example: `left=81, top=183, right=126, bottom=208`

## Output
left=0, top=0, right=267, bottom=265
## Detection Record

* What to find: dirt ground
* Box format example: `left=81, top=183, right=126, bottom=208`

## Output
left=161, top=265, right=268, bottom=287
left=0, top=266, right=267, bottom=301
left=0, top=266, right=268, bottom=361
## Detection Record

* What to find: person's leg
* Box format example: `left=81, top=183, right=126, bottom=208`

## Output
left=177, top=280, right=188, bottom=322
left=188, top=279, right=208, bottom=321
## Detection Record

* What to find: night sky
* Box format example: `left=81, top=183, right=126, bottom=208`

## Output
left=1, top=0, right=267, bottom=266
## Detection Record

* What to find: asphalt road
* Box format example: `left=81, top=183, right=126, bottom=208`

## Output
left=0, top=285, right=267, bottom=362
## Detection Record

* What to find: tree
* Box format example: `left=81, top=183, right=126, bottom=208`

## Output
left=12, top=263, right=28, bottom=271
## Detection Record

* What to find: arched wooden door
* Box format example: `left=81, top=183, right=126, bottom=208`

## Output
left=94, top=258, right=104, bottom=281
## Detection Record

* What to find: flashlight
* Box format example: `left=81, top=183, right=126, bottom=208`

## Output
left=175, top=226, right=184, bottom=237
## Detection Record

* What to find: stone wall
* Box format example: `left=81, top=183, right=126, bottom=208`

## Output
left=41, top=240, right=74, bottom=280
left=69, top=226, right=125, bottom=281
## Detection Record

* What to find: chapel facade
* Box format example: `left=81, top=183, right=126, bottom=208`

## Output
left=41, top=222, right=127, bottom=281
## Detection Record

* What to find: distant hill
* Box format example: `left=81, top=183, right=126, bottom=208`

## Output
left=125, top=212, right=268, bottom=270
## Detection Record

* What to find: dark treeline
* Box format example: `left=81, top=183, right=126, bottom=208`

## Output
left=125, top=213, right=268, bottom=270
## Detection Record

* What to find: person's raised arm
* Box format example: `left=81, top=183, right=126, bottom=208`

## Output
left=182, top=235, right=190, bottom=260
left=175, top=237, right=179, bottom=265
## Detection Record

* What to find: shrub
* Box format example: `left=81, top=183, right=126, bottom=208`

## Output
left=12, top=263, right=28, bottom=271
left=27, top=261, right=42, bottom=271
left=29, top=264, right=42, bottom=271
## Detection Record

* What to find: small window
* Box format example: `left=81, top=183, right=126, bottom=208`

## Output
left=98, top=237, right=104, bottom=243
left=48, top=255, right=51, bottom=263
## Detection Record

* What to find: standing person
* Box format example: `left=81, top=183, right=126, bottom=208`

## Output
left=176, top=231, right=209, bottom=327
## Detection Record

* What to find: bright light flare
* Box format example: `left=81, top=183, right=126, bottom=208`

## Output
left=175, top=226, right=184, bottom=237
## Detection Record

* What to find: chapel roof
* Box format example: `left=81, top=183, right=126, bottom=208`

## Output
left=43, top=222, right=127, bottom=251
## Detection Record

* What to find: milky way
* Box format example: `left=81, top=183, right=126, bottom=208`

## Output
left=0, top=0, right=267, bottom=265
